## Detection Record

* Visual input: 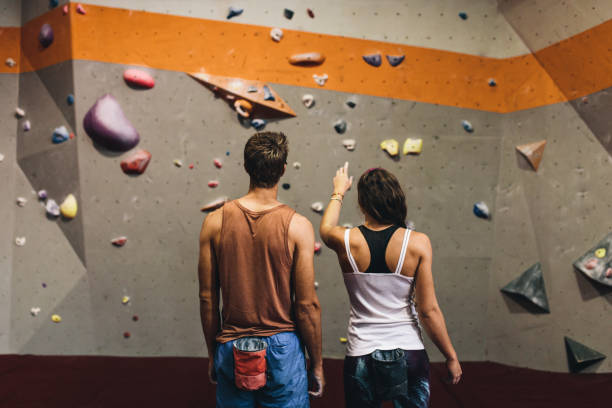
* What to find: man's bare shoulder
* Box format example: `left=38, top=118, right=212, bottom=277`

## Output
left=288, top=212, right=314, bottom=240
left=200, top=207, right=223, bottom=240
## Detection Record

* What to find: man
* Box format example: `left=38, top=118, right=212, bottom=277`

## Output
left=198, top=131, right=324, bottom=408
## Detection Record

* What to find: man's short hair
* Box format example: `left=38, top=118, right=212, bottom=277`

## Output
left=244, top=132, right=288, bottom=188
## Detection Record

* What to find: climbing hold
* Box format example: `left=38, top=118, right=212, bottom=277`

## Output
left=283, top=8, right=294, bottom=19
left=120, top=149, right=152, bottom=175
left=462, top=120, right=474, bottom=133
left=49, top=0, right=58, bottom=8
left=111, top=236, right=127, bottom=247
left=403, top=138, right=423, bottom=155
left=314, top=281, right=319, bottom=289
left=30, top=307, right=41, bottom=316
left=234, top=99, right=253, bottom=118
left=226, top=151, right=230, bottom=156
left=314, top=242, right=322, bottom=254
left=488, top=78, right=497, bottom=87
left=208, top=180, right=219, bottom=188
left=342, top=223, right=353, bottom=229
left=307, top=8, right=315, bottom=18
left=246, top=86, right=258, bottom=93
left=123, top=69, right=155, bottom=89
left=227, top=6, right=243, bottom=19
left=45, top=199, right=60, bottom=217
left=60, top=194, right=78, bottom=219
left=302, top=94, right=315, bottom=109
left=293, top=162, right=301, bottom=169
left=0, top=153, right=4, bottom=162
left=42, top=283, right=47, bottom=288
left=39, top=24, right=54, bottom=48
left=380, top=139, right=399, bottom=157
left=15, top=107, right=25, bottom=118
left=564, top=337, right=606, bottom=373
left=386, top=55, right=405, bottom=67
left=213, top=159, right=223, bottom=169
left=516, top=140, right=546, bottom=171
left=606, top=268, right=612, bottom=278
left=132, top=315, right=139, bottom=321
left=313, top=74, right=328, bottom=86
left=201, top=197, right=228, bottom=212
left=406, top=220, right=416, bottom=230
left=75, top=3, right=86, bottom=14
left=123, top=332, right=131, bottom=339
left=122, top=296, right=130, bottom=305
left=23, top=120, right=31, bottom=131
left=282, top=183, right=290, bottom=190
left=66, top=94, right=74, bottom=105
left=5, top=58, right=16, bottom=68
left=51, top=126, right=70, bottom=144
left=263, top=85, right=275, bottom=101
left=339, top=337, right=347, bottom=344
left=346, top=100, right=356, bottom=109
left=173, top=159, right=183, bottom=168
left=51, top=314, right=62, bottom=323
left=289, top=52, right=326, bottom=66
left=342, top=139, right=356, bottom=151
left=37, top=190, right=48, bottom=200
left=473, top=201, right=490, bottom=219
left=311, top=202, right=324, bottom=213
left=362, top=53, right=382, bottom=67
left=458, top=12, right=468, bottom=20
left=270, top=28, right=283, bottom=42
left=334, top=119, right=347, bottom=134
left=573, top=232, right=612, bottom=287
left=16, top=197, right=27, bottom=207
left=62, top=4, right=68, bottom=14
left=84, top=94, right=140, bottom=151
left=251, top=119, right=266, bottom=131
left=15, top=237, right=26, bottom=247
left=69, top=132, right=74, bottom=140
left=189, top=163, right=194, bottom=169
left=500, top=262, right=550, bottom=313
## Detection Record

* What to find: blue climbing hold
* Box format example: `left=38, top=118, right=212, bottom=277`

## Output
left=263, top=85, right=275, bottom=101
left=386, top=55, right=405, bottom=67
left=473, top=201, right=490, bottom=219
left=67, top=94, right=74, bottom=106
left=52, top=126, right=70, bottom=144
left=49, top=0, right=59, bottom=8
left=462, top=120, right=474, bottom=133
left=488, top=78, right=497, bottom=87
left=227, top=6, right=243, bottom=19
left=362, top=53, right=382, bottom=67
left=284, top=8, right=294, bottom=19
left=251, top=119, right=267, bottom=131
left=459, top=12, right=468, bottom=20
left=226, top=151, right=230, bottom=156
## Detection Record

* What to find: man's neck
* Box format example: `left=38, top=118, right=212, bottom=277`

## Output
left=238, top=183, right=280, bottom=210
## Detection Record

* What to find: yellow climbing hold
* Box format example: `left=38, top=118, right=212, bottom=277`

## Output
left=380, top=139, right=399, bottom=157
left=60, top=194, right=78, bottom=218
left=51, top=314, right=62, bottom=323
left=122, top=296, right=130, bottom=305
left=339, top=337, right=347, bottom=344
left=595, top=248, right=606, bottom=258
left=403, top=138, right=423, bottom=155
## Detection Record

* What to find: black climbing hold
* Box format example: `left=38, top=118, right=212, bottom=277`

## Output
left=500, top=262, right=550, bottom=313
left=334, top=119, right=347, bottom=134
left=282, top=183, right=290, bottom=190
left=49, top=0, right=58, bottom=8
left=284, top=8, right=294, bottom=19
left=564, top=337, right=606, bottom=373
left=227, top=6, right=243, bottom=20
left=458, top=12, right=468, bottom=20
left=362, top=53, right=382, bottom=67
left=386, top=55, right=405, bottom=67
left=346, top=101, right=356, bottom=108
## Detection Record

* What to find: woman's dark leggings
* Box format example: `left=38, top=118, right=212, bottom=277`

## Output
left=343, top=349, right=430, bottom=408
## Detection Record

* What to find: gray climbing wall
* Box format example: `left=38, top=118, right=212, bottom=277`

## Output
left=0, top=0, right=610, bottom=373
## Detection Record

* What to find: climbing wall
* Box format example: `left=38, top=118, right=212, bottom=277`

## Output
left=0, top=0, right=610, bottom=373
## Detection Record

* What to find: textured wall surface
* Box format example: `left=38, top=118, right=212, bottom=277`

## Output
left=1, top=0, right=611, bottom=373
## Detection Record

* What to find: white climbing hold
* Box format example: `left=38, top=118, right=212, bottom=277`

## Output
left=38, top=190, right=47, bottom=200
left=314, top=281, right=319, bottom=289
left=173, top=159, right=183, bottom=168
left=30, top=307, right=41, bottom=316
left=15, top=107, right=25, bottom=118
left=406, top=220, right=416, bottom=230
left=342, top=223, right=353, bottom=229
left=5, top=57, right=16, bottom=67
left=46, top=199, right=60, bottom=217
left=473, top=201, right=490, bottom=219
left=23, top=120, right=31, bottom=131
left=302, top=94, right=315, bottom=109
left=311, top=201, right=324, bottom=213
left=15, top=237, right=26, bottom=246
left=0, top=153, right=4, bottom=162
left=270, top=27, right=283, bottom=42
left=313, top=74, right=328, bottom=87
left=342, top=139, right=356, bottom=151
left=462, top=120, right=474, bottom=133
left=16, top=197, right=27, bottom=207
left=293, top=161, right=301, bottom=169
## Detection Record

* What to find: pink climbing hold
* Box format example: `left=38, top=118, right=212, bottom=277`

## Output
left=120, top=149, right=151, bottom=174
left=123, top=69, right=155, bottom=89
left=111, top=236, right=128, bottom=247
left=606, top=268, right=612, bottom=278
left=62, top=4, right=69, bottom=15
left=585, top=258, right=598, bottom=270
left=214, top=159, right=223, bottom=169
left=208, top=180, right=219, bottom=188
left=314, top=242, right=322, bottom=254
left=189, top=163, right=194, bottom=169
left=76, top=4, right=86, bottom=14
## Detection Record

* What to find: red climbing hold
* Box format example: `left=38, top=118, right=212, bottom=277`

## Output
left=189, top=163, right=194, bottom=169
left=111, top=236, right=128, bottom=247
left=208, top=180, right=219, bottom=188
left=132, top=315, right=139, bottom=321
left=123, top=69, right=155, bottom=89
left=314, top=242, right=322, bottom=254
left=69, top=132, right=74, bottom=139
left=307, top=8, right=315, bottom=18
left=214, top=159, right=223, bottom=169
left=120, top=149, right=152, bottom=174
left=123, top=332, right=131, bottom=339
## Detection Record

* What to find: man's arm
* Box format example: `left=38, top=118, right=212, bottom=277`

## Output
left=198, top=209, right=222, bottom=383
left=289, top=214, right=325, bottom=395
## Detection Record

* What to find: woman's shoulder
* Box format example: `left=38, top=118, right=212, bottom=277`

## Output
left=407, top=230, right=432, bottom=255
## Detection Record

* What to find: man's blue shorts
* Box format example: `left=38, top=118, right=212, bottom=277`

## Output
left=214, top=331, right=309, bottom=408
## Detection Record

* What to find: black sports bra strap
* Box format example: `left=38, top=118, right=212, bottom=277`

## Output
left=358, top=225, right=402, bottom=274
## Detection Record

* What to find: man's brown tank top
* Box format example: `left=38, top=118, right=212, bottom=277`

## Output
left=216, top=200, right=296, bottom=343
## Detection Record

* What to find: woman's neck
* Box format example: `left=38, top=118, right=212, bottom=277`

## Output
left=363, top=214, right=393, bottom=230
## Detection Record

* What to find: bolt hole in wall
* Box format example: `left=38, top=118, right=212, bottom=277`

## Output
left=1, top=0, right=611, bottom=407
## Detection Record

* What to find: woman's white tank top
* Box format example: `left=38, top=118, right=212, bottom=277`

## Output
left=342, top=228, right=425, bottom=356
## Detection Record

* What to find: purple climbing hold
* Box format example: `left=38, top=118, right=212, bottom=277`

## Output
left=39, top=24, right=54, bottom=48
left=363, top=53, right=382, bottom=67
left=386, top=55, right=405, bottom=67
left=83, top=94, right=140, bottom=151
left=37, top=190, right=48, bottom=200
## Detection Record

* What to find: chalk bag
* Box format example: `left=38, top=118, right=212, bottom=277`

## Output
left=371, top=348, right=408, bottom=400
left=233, top=337, right=268, bottom=391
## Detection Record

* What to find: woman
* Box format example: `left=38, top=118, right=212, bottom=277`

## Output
left=319, top=163, right=462, bottom=408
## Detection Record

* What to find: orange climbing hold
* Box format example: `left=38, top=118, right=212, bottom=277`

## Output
left=288, top=52, right=326, bottom=66
left=516, top=140, right=547, bottom=171
left=189, top=73, right=296, bottom=117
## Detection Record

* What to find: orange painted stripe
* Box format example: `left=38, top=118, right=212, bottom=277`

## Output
left=2, top=4, right=611, bottom=112
left=0, top=27, right=21, bottom=73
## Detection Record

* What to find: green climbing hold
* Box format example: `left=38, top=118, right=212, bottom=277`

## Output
left=500, top=262, right=550, bottom=313
left=564, top=337, right=606, bottom=373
